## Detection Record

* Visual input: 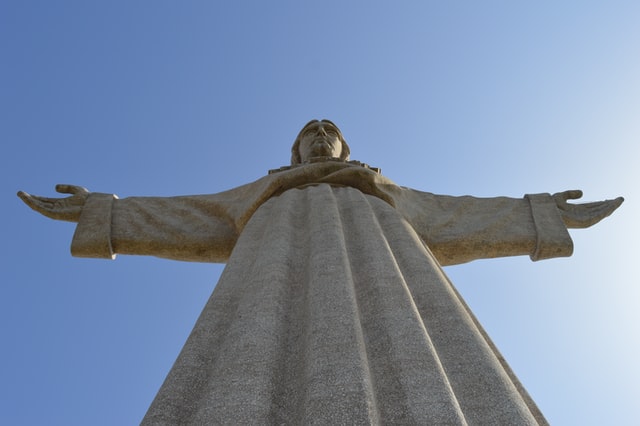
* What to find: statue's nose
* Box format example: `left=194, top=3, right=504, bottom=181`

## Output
left=316, top=127, right=327, bottom=136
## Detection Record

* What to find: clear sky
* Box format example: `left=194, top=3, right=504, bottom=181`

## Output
left=2, top=1, right=638, bottom=425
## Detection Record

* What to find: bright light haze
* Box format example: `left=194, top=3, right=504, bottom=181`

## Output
left=2, top=2, right=638, bottom=425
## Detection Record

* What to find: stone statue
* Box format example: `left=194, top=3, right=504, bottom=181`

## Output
left=19, top=120, right=623, bottom=425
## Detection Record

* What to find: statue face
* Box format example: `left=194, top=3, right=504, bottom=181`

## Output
left=298, top=121, right=343, bottom=162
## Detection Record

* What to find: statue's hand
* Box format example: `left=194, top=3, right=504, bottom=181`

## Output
left=17, top=184, right=90, bottom=222
left=553, top=190, right=624, bottom=229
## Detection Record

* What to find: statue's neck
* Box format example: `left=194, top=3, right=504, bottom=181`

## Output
left=268, top=157, right=381, bottom=175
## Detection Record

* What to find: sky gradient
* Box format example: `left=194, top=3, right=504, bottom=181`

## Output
left=2, top=2, right=639, bottom=424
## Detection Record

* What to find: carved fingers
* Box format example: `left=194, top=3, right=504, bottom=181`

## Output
left=553, top=190, right=624, bottom=228
left=17, top=184, right=89, bottom=222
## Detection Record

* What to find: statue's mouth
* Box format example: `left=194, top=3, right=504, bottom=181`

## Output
left=311, top=141, right=333, bottom=152
left=313, top=138, right=333, bottom=147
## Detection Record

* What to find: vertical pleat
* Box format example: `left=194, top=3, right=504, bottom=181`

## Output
left=366, top=192, right=541, bottom=425
left=143, top=184, right=545, bottom=425
left=334, top=187, right=467, bottom=424
left=287, top=186, right=379, bottom=424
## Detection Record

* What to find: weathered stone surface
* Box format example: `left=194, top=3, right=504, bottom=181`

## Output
left=140, top=185, right=547, bottom=425
left=17, top=119, right=623, bottom=425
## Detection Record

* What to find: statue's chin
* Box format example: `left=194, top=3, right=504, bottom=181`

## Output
left=309, top=147, right=336, bottom=158
left=304, top=156, right=341, bottom=164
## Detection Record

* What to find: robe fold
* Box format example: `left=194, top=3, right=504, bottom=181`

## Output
left=69, top=161, right=571, bottom=425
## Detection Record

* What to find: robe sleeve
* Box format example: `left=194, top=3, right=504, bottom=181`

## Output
left=71, top=192, right=239, bottom=263
left=394, top=188, right=573, bottom=266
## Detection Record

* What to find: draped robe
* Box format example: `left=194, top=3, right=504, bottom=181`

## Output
left=70, top=161, right=572, bottom=425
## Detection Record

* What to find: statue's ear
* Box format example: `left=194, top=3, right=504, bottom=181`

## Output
left=340, top=141, right=350, bottom=161
left=291, top=141, right=301, bottom=165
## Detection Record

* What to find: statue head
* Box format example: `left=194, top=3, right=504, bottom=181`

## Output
left=291, top=119, right=351, bottom=165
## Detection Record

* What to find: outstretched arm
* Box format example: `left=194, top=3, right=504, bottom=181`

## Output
left=395, top=188, right=623, bottom=266
left=18, top=184, right=89, bottom=222
left=18, top=184, right=240, bottom=263
left=553, top=190, right=624, bottom=228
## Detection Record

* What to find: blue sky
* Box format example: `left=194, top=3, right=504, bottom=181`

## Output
left=2, top=2, right=638, bottom=424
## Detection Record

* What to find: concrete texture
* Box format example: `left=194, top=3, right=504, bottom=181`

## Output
left=18, top=120, right=624, bottom=425
left=137, top=184, right=553, bottom=424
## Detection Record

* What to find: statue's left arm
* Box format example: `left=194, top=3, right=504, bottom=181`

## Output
left=395, top=187, right=623, bottom=266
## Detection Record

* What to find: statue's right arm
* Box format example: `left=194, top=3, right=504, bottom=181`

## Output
left=18, top=184, right=239, bottom=263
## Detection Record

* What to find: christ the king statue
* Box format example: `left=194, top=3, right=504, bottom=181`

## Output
left=19, top=120, right=623, bottom=425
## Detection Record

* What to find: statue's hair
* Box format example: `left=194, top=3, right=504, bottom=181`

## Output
left=291, top=119, right=351, bottom=165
